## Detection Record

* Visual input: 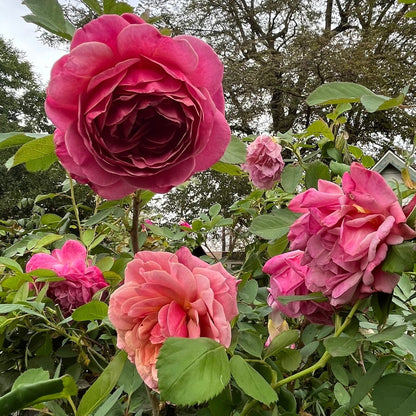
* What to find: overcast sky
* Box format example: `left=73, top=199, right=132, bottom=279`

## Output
left=0, top=0, right=67, bottom=85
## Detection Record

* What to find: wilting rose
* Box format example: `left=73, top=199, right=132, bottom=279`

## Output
left=46, top=14, right=231, bottom=200
left=108, top=247, right=239, bottom=389
left=288, top=163, right=416, bottom=307
left=264, top=251, right=333, bottom=325
left=241, top=135, right=284, bottom=189
left=26, top=240, right=108, bottom=314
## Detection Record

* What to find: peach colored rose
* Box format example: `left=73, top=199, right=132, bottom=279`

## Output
left=46, top=14, right=230, bottom=200
left=26, top=240, right=108, bottom=315
left=288, top=163, right=416, bottom=307
left=242, top=135, right=284, bottom=189
left=108, top=247, right=239, bottom=389
left=264, top=251, right=333, bottom=325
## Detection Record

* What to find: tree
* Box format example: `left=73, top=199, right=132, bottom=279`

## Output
left=0, top=35, right=67, bottom=220
left=142, top=0, right=416, bottom=154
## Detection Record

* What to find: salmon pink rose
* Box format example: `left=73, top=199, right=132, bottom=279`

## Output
left=242, top=135, right=284, bottom=189
left=26, top=240, right=108, bottom=315
left=46, top=14, right=231, bottom=200
left=108, top=247, right=239, bottom=389
left=288, top=163, right=416, bottom=307
left=264, top=250, right=333, bottom=325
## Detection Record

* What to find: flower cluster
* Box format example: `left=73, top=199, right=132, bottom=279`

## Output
left=26, top=240, right=108, bottom=315
left=108, top=247, right=239, bottom=389
left=264, top=163, right=416, bottom=321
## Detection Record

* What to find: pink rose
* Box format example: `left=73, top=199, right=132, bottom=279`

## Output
left=46, top=14, right=231, bottom=200
left=288, top=163, right=416, bottom=307
left=178, top=219, right=191, bottom=229
left=242, top=135, right=284, bottom=189
left=264, top=251, right=333, bottom=325
left=108, top=247, right=239, bottom=389
left=26, top=240, right=108, bottom=315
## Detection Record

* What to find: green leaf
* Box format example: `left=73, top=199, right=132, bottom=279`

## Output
left=0, top=375, right=76, bottom=416
left=360, top=94, right=391, bottom=113
left=0, top=132, right=46, bottom=150
left=334, top=382, right=350, bottom=406
left=239, top=279, right=258, bottom=303
left=211, top=161, right=244, bottom=176
left=80, top=0, right=102, bottom=14
left=209, top=203, right=222, bottom=217
left=382, top=242, right=416, bottom=274
left=306, top=119, right=334, bottom=140
left=249, top=210, right=300, bottom=240
left=324, top=336, right=358, bottom=357
left=280, top=164, right=303, bottom=193
left=330, top=161, right=350, bottom=177
left=230, top=355, right=277, bottom=405
left=71, top=301, right=108, bottom=321
left=22, top=0, right=75, bottom=40
left=12, top=368, right=49, bottom=389
left=77, top=350, right=127, bottom=416
left=373, top=373, right=416, bottom=416
left=278, top=349, right=302, bottom=371
left=305, top=160, right=331, bottom=189
left=94, top=387, right=124, bottom=416
left=361, top=155, right=375, bottom=168
left=349, top=356, right=392, bottom=408
left=157, top=337, right=230, bottom=406
left=306, top=82, right=377, bottom=106
left=330, top=358, right=350, bottom=386
left=118, top=360, right=143, bottom=396
left=0, top=257, right=23, bottom=273
left=264, top=330, right=300, bottom=359
left=348, top=145, right=363, bottom=159
left=221, top=136, right=247, bottom=164
left=103, top=0, right=134, bottom=14
left=10, top=135, right=57, bottom=172
left=366, top=325, right=407, bottom=343
left=238, top=331, right=264, bottom=358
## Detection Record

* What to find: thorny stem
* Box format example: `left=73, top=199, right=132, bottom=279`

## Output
left=240, top=300, right=362, bottom=416
left=130, top=190, right=142, bottom=254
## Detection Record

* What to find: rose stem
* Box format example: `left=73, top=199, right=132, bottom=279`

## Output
left=129, top=189, right=161, bottom=416
left=130, top=190, right=142, bottom=255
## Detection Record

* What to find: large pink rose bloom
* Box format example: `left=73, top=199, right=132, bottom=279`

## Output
left=26, top=240, right=108, bottom=314
left=264, top=251, right=333, bottom=325
left=46, top=14, right=231, bottom=200
left=108, top=247, right=239, bottom=389
left=242, top=135, right=284, bottom=189
left=288, top=163, right=416, bottom=307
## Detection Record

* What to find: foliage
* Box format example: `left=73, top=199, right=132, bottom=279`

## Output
left=1, top=1, right=416, bottom=416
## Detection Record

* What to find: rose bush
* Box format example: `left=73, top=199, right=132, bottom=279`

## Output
left=26, top=240, right=108, bottom=314
left=45, top=13, right=231, bottom=199
left=108, top=247, right=239, bottom=390
left=241, top=135, right=284, bottom=189
left=287, top=162, right=416, bottom=307
left=264, top=250, right=333, bottom=325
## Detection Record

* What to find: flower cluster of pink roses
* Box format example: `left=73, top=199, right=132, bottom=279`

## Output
left=264, top=163, right=416, bottom=323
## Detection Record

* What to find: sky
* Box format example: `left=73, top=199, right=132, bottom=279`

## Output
left=0, top=0, right=67, bottom=85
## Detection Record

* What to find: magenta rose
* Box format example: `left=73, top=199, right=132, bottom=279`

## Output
left=288, top=163, right=416, bottom=307
left=45, top=14, right=231, bottom=200
left=264, top=250, right=333, bottom=325
left=242, top=135, right=284, bottom=189
left=26, top=240, right=108, bottom=315
left=108, top=247, right=239, bottom=390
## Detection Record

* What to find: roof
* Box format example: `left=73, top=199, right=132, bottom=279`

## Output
left=371, top=150, right=416, bottom=182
